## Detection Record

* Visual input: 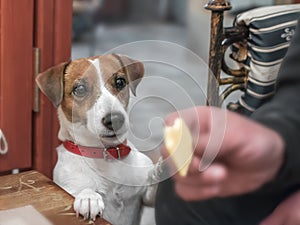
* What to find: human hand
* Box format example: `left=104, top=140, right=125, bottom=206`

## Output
left=260, top=191, right=300, bottom=225
left=161, top=106, right=284, bottom=201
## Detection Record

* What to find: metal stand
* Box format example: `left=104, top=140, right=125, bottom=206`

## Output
left=205, top=0, right=231, bottom=106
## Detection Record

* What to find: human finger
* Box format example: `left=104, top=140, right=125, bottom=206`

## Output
left=259, top=212, right=285, bottom=225
left=174, top=181, right=220, bottom=201
left=164, top=106, right=211, bottom=137
left=260, top=191, right=300, bottom=225
left=174, top=161, right=227, bottom=186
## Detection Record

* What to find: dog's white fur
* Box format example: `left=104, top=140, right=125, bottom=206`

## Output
left=37, top=56, right=158, bottom=225
left=58, top=59, right=129, bottom=147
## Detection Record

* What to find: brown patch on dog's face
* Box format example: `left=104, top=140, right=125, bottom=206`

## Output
left=61, top=59, right=100, bottom=123
left=113, top=54, right=144, bottom=96
left=98, top=54, right=130, bottom=107
left=96, top=54, right=144, bottom=107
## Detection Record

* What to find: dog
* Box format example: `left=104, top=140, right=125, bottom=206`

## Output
left=36, top=54, right=160, bottom=225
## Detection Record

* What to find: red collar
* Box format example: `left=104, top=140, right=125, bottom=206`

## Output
left=63, top=141, right=131, bottom=160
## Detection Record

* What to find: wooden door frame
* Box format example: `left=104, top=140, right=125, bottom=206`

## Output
left=33, top=0, right=73, bottom=178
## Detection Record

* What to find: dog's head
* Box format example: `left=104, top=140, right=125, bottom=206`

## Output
left=36, top=54, right=144, bottom=146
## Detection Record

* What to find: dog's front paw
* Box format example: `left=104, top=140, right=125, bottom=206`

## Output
left=74, top=188, right=105, bottom=221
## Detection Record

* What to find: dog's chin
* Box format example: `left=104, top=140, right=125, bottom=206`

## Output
left=99, top=132, right=127, bottom=147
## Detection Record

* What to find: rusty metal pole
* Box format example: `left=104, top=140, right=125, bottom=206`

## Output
left=205, top=0, right=231, bottom=106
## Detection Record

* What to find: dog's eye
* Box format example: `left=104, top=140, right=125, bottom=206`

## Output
left=73, top=84, right=87, bottom=97
left=115, top=77, right=127, bottom=91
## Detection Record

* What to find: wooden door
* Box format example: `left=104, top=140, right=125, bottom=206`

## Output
left=0, top=0, right=34, bottom=172
left=0, top=0, right=72, bottom=177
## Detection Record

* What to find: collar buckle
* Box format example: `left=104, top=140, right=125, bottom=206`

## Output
left=116, top=146, right=121, bottom=159
left=103, top=148, right=108, bottom=160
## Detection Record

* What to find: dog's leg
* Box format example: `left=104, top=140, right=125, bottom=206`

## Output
left=73, top=188, right=105, bottom=221
left=143, top=157, right=163, bottom=206
left=143, top=185, right=158, bottom=207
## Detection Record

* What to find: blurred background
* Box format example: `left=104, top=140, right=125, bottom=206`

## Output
left=71, top=1, right=298, bottom=224
left=71, top=0, right=298, bottom=161
left=71, top=0, right=293, bottom=60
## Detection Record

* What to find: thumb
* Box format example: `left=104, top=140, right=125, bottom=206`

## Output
left=259, top=215, right=282, bottom=225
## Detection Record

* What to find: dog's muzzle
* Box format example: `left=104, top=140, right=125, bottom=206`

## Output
left=102, top=111, right=125, bottom=132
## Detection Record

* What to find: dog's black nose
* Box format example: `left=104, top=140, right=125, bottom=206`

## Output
left=102, top=112, right=125, bottom=131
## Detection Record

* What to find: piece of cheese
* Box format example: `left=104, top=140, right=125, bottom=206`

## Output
left=164, top=118, right=193, bottom=176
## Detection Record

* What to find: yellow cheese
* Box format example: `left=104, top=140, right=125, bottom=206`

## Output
left=164, top=118, right=193, bottom=176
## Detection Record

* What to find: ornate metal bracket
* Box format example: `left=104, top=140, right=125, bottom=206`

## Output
left=205, top=0, right=249, bottom=106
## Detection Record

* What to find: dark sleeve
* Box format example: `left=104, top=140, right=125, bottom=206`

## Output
left=251, top=18, right=300, bottom=189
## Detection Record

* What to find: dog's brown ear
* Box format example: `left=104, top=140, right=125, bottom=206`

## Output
left=117, top=55, right=144, bottom=96
left=36, top=61, right=69, bottom=108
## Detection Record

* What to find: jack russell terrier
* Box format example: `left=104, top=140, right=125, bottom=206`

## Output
left=36, top=54, right=160, bottom=225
